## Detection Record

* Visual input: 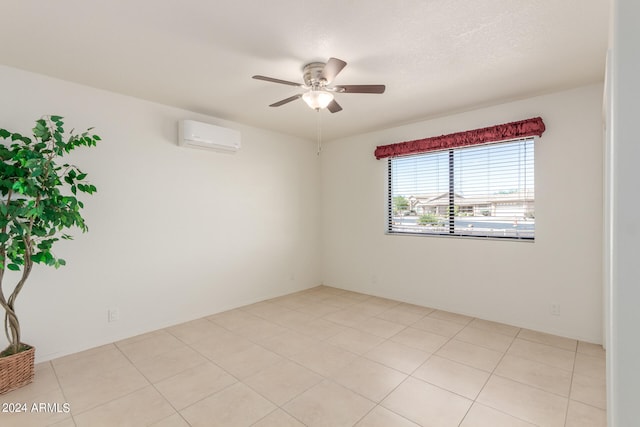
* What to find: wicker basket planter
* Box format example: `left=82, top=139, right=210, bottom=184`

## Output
left=0, top=345, right=35, bottom=395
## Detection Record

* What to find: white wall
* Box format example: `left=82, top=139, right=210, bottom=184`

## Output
left=321, top=83, right=604, bottom=343
left=608, top=0, right=640, bottom=425
left=0, top=65, right=321, bottom=362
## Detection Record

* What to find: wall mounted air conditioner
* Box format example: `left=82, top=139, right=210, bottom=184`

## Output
left=178, top=120, right=241, bottom=153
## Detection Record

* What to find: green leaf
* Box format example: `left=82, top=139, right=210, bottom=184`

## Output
left=7, top=263, right=20, bottom=271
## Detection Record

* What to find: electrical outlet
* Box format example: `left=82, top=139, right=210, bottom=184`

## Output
left=108, top=308, right=120, bottom=323
left=551, top=303, right=560, bottom=316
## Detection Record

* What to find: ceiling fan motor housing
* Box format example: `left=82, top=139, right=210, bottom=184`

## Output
left=303, top=62, right=327, bottom=88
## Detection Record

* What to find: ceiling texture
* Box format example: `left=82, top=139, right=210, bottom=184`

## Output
left=0, top=0, right=610, bottom=142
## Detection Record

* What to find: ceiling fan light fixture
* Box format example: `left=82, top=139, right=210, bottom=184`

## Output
left=302, top=90, right=334, bottom=110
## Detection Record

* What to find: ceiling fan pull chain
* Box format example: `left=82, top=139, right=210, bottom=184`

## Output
left=317, top=109, right=322, bottom=155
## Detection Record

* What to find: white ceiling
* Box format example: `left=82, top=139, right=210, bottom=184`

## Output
left=0, top=0, right=609, bottom=141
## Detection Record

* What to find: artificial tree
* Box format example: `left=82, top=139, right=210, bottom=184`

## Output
left=0, top=115, right=100, bottom=359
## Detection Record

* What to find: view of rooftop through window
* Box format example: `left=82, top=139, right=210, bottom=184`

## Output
left=388, top=138, right=535, bottom=239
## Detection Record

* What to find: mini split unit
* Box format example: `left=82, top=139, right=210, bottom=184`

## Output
left=178, top=120, right=241, bottom=153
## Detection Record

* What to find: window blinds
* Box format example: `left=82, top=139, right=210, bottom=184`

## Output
left=389, top=138, right=535, bottom=239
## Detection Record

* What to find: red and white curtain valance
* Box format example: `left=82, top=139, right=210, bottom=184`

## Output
left=374, top=117, right=546, bottom=160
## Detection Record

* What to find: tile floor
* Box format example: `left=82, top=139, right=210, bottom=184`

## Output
left=0, top=286, right=607, bottom=426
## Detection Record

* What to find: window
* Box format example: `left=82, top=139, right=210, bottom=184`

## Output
left=388, top=138, right=535, bottom=240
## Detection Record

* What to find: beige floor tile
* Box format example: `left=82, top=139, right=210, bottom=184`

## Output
left=74, top=385, right=174, bottom=427
left=460, top=403, right=536, bottom=426
left=574, top=352, right=606, bottom=380
left=133, top=345, right=208, bottom=383
left=323, top=309, right=371, bottom=328
left=52, top=344, right=131, bottom=379
left=366, top=296, right=402, bottom=309
left=517, top=329, right=578, bottom=351
left=116, top=331, right=185, bottom=363
left=353, top=317, right=407, bottom=339
left=289, top=341, right=358, bottom=376
left=189, top=330, right=254, bottom=361
left=507, top=338, right=576, bottom=371
left=166, top=318, right=227, bottom=344
left=154, top=362, right=236, bottom=409
left=355, top=405, right=421, bottom=427
left=252, top=409, right=305, bottom=427
left=331, top=357, right=407, bottom=402
left=570, top=373, right=606, bottom=409
left=364, top=341, right=431, bottom=374
left=283, top=380, right=375, bottom=427
left=350, top=302, right=392, bottom=317
left=254, top=329, right=318, bottom=357
left=577, top=341, right=606, bottom=358
left=396, top=302, right=436, bottom=315
left=150, top=413, right=191, bottom=427
left=326, top=327, right=386, bottom=355
left=428, top=310, right=474, bottom=325
left=455, top=326, right=515, bottom=352
left=494, top=354, right=572, bottom=396
left=288, top=317, right=348, bottom=340
left=271, top=294, right=319, bottom=310
left=56, top=361, right=149, bottom=413
left=477, top=375, right=568, bottom=427
left=412, top=355, right=490, bottom=399
left=243, top=359, right=323, bottom=405
left=181, top=382, right=275, bottom=427
left=206, top=309, right=264, bottom=331
left=323, top=294, right=361, bottom=308
left=49, top=418, right=77, bottom=427
left=241, top=300, right=293, bottom=319
left=265, top=308, right=316, bottom=327
left=436, top=339, right=504, bottom=372
left=294, top=302, right=342, bottom=318
left=411, top=316, right=466, bottom=337
left=340, top=290, right=373, bottom=302
left=390, top=327, right=449, bottom=353
left=111, top=330, right=166, bottom=347
left=382, top=376, right=472, bottom=426
left=468, top=318, right=521, bottom=337
left=50, top=343, right=112, bottom=367
left=565, top=399, right=607, bottom=427
left=233, top=320, right=289, bottom=342
left=375, top=306, right=426, bottom=325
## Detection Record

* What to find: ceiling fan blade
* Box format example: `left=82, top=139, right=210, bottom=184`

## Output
left=327, top=99, right=343, bottom=113
left=320, top=58, right=347, bottom=84
left=269, top=94, right=302, bottom=107
left=253, top=75, right=303, bottom=87
left=334, top=84, right=386, bottom=94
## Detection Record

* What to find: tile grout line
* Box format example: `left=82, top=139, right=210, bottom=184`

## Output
left=562, top=341, right=579, bottom=427
left=48, top=360, right=77, bottom=426
left=458, top=328, right=524, bottom=426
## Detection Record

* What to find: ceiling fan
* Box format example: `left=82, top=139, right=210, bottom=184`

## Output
left=252, top=57, right=385, bottom=113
